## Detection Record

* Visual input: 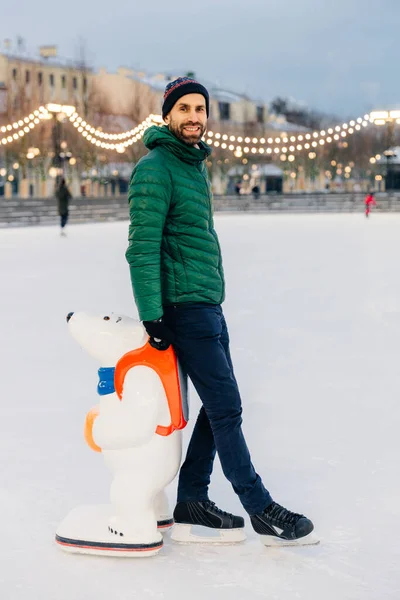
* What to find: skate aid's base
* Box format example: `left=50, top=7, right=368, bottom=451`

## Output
left=171, top=523, right=246, bottom=545
left=56, top=505, right=171, bottom=557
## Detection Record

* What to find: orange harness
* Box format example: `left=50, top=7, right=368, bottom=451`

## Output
left=84, top=341, right=188, bottom=453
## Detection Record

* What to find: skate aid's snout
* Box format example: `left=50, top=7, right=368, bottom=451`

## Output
left=66, top=312, right=74, bottom=323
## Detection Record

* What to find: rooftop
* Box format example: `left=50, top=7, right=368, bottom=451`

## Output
left=0, top=50, right=93, bottom=72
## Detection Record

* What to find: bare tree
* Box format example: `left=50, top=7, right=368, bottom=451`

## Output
left=75, top=37, right=92, bottom=117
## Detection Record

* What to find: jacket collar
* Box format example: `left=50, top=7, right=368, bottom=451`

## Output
left=143, top=125, right=211, bottom=165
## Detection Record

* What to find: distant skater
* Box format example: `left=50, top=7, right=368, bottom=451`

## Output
left=56, top=178, right=72, bottom=236
left=364, top=191, right=376, bottom=218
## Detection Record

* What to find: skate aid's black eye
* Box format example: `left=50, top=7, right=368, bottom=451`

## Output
left=103, top=316, right=110, bottom=321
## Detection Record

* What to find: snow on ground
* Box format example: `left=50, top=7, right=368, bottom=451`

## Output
left=0, top=213, right=399, bottom=600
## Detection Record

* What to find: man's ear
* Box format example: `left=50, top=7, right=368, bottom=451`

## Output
left=164, top=114, right=170, bottom=125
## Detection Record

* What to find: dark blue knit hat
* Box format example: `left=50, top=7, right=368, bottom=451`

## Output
left=162, top=77, right=210, bottom=119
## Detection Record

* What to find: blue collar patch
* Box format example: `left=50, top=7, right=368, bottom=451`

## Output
left=98, top=367, right=116, bottom=396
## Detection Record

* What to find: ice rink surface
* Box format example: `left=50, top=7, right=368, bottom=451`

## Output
left=1, top=213, right=399, bottom=599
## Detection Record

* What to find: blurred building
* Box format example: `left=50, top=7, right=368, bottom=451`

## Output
left=90, top=67, right=159, bottom=123
left=0, top=42, right=310, bottom=197
left=0, top=42, right=305, bottom=140
left=0, top=45, right=91, bottom=119
left=227, top=163, right=283, bottom=194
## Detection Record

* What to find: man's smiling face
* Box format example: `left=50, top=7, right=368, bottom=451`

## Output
left=164, top=93, right=207, bottom=146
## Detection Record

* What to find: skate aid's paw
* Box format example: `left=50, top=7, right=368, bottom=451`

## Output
left=108, top=519, right=174, bottom=534
left=155, top=491, right=174, bottom=531
left=55, top=506, right=163, bottom=557
left=157, top=517, right=174, bottom=530
left=108, top=524, right=125, bottom=537
left=108, top=513, right=163, bottom=546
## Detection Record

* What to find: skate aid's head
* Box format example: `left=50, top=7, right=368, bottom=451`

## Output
left=66, top=311, right=147, bottom=366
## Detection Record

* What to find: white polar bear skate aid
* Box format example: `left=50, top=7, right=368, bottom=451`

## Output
left=55, top=312, right=188, bottom=558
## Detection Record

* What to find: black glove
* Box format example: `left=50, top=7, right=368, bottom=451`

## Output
left=142, top=318, right=174, bottom=351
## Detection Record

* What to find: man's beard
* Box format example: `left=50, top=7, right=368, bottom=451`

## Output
left=168, top=118, right=206, bottom=146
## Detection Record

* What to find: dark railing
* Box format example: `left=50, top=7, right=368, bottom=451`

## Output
left=1, top=193, right=399, bottom=228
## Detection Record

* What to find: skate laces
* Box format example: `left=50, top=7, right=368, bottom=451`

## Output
left=264, top=502, right=304, bottom=526
left=205, top=501, right=232, bottom=518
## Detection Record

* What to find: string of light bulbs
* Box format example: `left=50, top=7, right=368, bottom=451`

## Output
left=204, top=115, right=371, bottom=158
left=0, top=106, right=50, bottom=147
left=206, top=114, right=370, bottom=146
left=0, top=106, right=162, bottom=150
left=0, top=105, right=374, bottom=157
left=60, top=111, right=373, bottom=157
left=68, top=112, right=162, bottom=151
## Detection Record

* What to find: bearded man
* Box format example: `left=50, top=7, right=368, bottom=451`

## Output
left=125, top=77, right=315, bottom=546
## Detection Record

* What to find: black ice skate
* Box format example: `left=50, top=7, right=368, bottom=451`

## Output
left=251, top=501, right=319, bottom=546
left=171, top=501, right=246, bottom=544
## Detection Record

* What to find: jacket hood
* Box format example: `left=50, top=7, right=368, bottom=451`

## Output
left=143, top=125, right=211, bottom=164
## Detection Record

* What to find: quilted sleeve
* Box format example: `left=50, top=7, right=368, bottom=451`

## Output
left=125, top=160, right=172, bottom=321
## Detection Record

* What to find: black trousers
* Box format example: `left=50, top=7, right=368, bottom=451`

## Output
left=163, top=303, right=272, bottom=515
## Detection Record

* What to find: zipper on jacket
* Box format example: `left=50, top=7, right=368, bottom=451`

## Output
left=197, top=162, right=212, bottom=218
left=197, top=162, right=225, bottom=300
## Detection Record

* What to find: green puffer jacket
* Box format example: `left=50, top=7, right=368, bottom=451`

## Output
left=126, top=125, right=225, bottom=321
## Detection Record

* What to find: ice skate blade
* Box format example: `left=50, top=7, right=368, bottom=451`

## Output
left=171, top=523, right=246, bottom=545
left=260, top=531, right=320, bottom=547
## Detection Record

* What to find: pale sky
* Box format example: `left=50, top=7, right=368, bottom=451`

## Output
left=2, top=0, right=399, bottom=117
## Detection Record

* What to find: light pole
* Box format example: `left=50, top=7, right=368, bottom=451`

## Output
left=383, top=149, right=397, bottom=196
left=0, top=167, right=6, bottom=197
left=370, top=110, right=400, bottom=193
left=45, top=104, right=76, bottom=183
